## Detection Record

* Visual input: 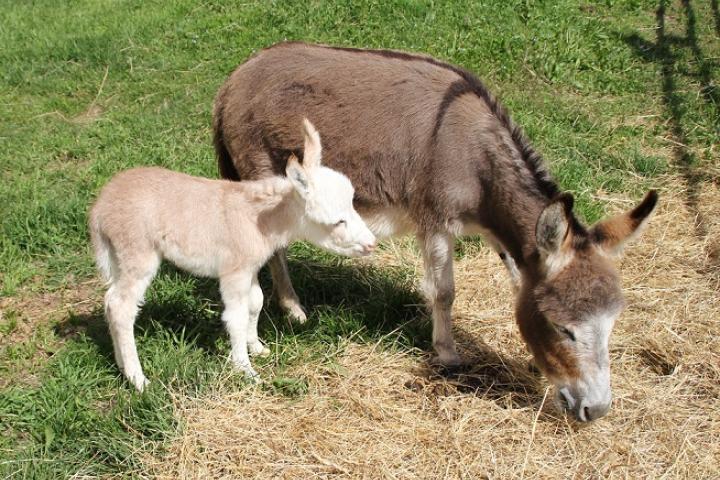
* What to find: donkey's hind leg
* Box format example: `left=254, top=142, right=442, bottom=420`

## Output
left=105, top=248, right=160, bottom=392
left=268, top=249, right=307, bottom=323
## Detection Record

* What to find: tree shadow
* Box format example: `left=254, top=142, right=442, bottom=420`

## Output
left=621, top=0, right=720, bottom=274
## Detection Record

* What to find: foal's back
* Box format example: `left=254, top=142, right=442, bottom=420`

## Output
left=92, top=167, right=223, bottom=238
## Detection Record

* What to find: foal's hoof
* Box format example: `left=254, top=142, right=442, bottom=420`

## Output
left=244, top=369, right=262, bottom=384
left=249, top=342, right=271, bottom=357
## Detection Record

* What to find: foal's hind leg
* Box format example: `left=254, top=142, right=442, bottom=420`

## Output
left=105, top=250, right=160, bottom=392
left=268, top=249, right=307, bottom=323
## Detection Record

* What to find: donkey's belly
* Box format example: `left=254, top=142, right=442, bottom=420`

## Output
left=360, top=207, right=416, bottom=239
left=360, top=207, right=496, bottom=242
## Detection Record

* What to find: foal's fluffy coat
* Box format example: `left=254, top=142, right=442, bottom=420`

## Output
left=89, top=119, right=376, bottom=391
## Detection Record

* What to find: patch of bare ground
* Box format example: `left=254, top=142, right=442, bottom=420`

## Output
left=0, top=279, right=102, bottom=389
left=147, top=176, right=718, bottom=478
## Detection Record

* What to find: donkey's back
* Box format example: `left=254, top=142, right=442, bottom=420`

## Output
left=214, top=42, right=485, bottom=215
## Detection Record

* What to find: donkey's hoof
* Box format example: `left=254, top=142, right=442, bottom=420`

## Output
left=429, top=352, right=464, bottom=368
left=284, top=303, right=307, bottom=324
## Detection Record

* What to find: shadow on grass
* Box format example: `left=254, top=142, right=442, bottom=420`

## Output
left=55, top=273, right=227, bottom=365
left=284, top=257, right=544, bottom=406
left=622, top=0, right=720, bottom=272
left=411, top=326, right=544, bottom=409
left=56, top=256, right=543, bottom=410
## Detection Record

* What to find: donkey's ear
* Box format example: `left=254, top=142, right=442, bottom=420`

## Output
left=536, top=193, right=574, bottom=257
left=286, top=154, right=310, bottom=199
left=590, top=190, right=658, bottom=256
left=301, top=118, right=322, bottom=170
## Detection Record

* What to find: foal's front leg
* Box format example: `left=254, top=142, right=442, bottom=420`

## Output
left=247, top=274, right=270, bottom=357
left=219, top=271, right=258, bottom=381
left=419, top=232, right=462, bottom=367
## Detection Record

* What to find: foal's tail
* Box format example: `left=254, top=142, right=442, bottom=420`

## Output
left=88, top=211, right=116, bottom=284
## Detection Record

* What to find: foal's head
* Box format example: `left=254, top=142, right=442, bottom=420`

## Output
left=517, top=191, right=658, bottom=422
left=286, top=119, right=376, bottom=257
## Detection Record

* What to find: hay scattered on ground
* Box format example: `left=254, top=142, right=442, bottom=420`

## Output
left=147, top=177, right=720, bottom=479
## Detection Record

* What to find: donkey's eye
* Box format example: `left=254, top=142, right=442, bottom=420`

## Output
left=334, top=219, right=347, bottom=227
left=554, top=324, right=576, bottom=342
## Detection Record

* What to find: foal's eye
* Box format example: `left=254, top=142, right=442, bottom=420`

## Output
left=554, top=324, right=576, bottom=342
left=334, top=219, right=347, bottom=227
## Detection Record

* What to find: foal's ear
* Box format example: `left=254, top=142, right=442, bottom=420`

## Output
left=590, top=190, right=658, bottom=256
left=286, top=154, right=310, bottom=199
left=301, top=118, right=322, bottom=170
left=536, top=193, right=574, bottom=257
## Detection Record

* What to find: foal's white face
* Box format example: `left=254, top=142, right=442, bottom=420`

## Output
left=302, top=167, right=376, bottom=257
left=286, top=119, right=376, bottom=257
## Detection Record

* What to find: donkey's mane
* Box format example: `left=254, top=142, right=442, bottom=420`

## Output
left=307, top=43, right=561, bottom=199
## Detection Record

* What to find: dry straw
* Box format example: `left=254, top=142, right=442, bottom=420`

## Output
left=147, top=175, right=719, bottom=479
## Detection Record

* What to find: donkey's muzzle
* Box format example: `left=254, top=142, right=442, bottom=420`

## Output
left=576, top=400, right=611, bottom=422
left=558, top=388, right=611, bottom=422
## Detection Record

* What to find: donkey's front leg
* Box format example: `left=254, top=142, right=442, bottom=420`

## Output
left=419, top=232, right=462, bottom=367
left=219, top=271, right=259, bottom=381
left=498, top=252, right=521, bottom=292
left=484, top=237, right=521, bottom=292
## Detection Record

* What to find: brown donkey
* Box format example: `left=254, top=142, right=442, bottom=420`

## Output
left=213, top=42, right=658, bottom=422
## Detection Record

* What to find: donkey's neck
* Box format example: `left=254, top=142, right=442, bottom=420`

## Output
left=477, top=145, right=553, bottom=276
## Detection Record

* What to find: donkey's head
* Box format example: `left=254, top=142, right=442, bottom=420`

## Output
left=286, top=118, right=376, bottom=257
left=516, top=191, right=658, bottom=422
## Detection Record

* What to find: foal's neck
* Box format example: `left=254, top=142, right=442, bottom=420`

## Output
left=230, top=177, right=305, bottom=248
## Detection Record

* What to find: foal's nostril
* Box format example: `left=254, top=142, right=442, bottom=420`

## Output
left=583, top=406, right=592, bottom=422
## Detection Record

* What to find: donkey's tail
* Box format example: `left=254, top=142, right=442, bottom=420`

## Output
left=213, top=86, right=241, bottom=181
left=88, top=212, right=115, bottom=284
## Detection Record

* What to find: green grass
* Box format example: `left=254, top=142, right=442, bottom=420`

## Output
left=1, top=0, right=718, bottom=477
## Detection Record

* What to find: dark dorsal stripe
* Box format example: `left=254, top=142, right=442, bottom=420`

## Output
left=432, top=79, right=473, bottom=139
left=319, top=44, right=561, bottom=199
